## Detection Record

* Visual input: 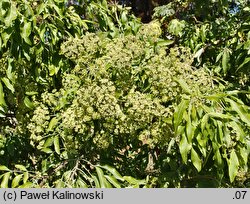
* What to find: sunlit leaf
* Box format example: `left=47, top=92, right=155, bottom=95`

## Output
left=104, top=175, right=121, bottom=188
left=222, top=48, right=230, bottom=74
left=41, top=147, right=53, bottom=153
left=92, top=175, right=100, bottom=188
left=208, top=112, right=234, bottom=120
left=215, top=149, right=223, bottom=166
left=98, top=165, right=124, bottom=181
left=175, top=78, right=192, bottom=94
left=174, top=99, right=188, bottom=133
left=179, top=134, right=191, bottom=164
left=1, top=27, right=12, bottom=46
left=239, top=147, right=249, bottom=165
left=76, top=178, right=88, bottom=188
left=44, top=137, right=54, bottom=148
left=25, top=91, right=38, bottom=96
left=15, top=164, right=27, bottom=172
left=0, top=165, right=9, bottom=171
left=123, top=176, right=146, bottom=185
left=12, top=174, right=23, bottom=188
left=23, top=172, right=29, bottom=184
left=24, top=97, right=35, bottom=109
left=2, top=77, right=14, bottom=93
left=194, top=47, right=205, bottom=63
left=0, top=81, right=6, bottom=107
left=191, top=148, right=202, bottom=172
left=156, top=39, right=174, bottom=47
left=54, top=136, right=60, bottom=155
left=21, top=21, right=32, bottom=45
left=228, top=150, right=239, bottom=183
left=1, top=172, right=10, bottom=188
left=226, top=98, right=250, bottom=126
left=4, top=3, right=17, bottom=27
left=55, top=180, right=65, bottom=188
left=168, top=19, right=186, bottom=37
left=48, top=117, right=58, bottom=132
left=96, top=166, right=107, bottom=188
left=18, top=182, right=33, bottom=188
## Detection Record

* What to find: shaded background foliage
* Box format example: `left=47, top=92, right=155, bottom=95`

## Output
left=0, top=0, right=249, bottom=188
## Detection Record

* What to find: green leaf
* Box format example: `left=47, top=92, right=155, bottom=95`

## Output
left=239, top=147, right=248, bottom=165
left=176, top=125, right=185, bottom=136
left=201, top=114, right=209, bottom=132
left=98, top=165, right=124, bottom=181
left=44, top=137, right=54, bottom=148
left=48, top=64, right=59, bottom=76
left=156, top=39, right=174, bottom=47
left=96, top=166, right=106, bottom=188
left=24, top=96, right=35, bottom=109
left=121, top=11, right=128, bottom=24
left=48, top=117, right=58, bottom=132
left=0, top=106, right=5, bottom=112
left=76, top=178, right=88, bottom=188
left=38, top=23, right=46, bottom=43
left=208, top=112, right=234, bottom=120
left=23, top=172, right=29, bottom=184
left=194, top=47, right=205, bottom=63
left=222, top=48, right=230, bottom=74
left=25, top=91, right=38, bottom=96
left=2, top=77, right=14, bottom=93
left=92, top=175, right=100, bottom=188
left=217, top=121, right=224, bottom=144
left=41, top=159, right=47, bottom=173
left=4, top=4, right=17, bottom=27
left=15, top=165, right=27, bottom=172
left=7, top=58, right=14, bottom=82
left=228, top=150, right=239, bottom=183
left=168, top=19, right=186, bottom=37
left=1, top=172, right=10, bottom=188
left=1, top=27, right=13, bottom=46
left=55, top=180, right=65, bottom=188
left=41, top=148, right=53, bottom=154
left=214, top=149, right=223, bottom=167
left=51, top=4, right=63, bottom=18
left=243, top=6, right=250, bottom=11
left=175, top=78, right=192, bottom=94
left=0, top=165, right=9, bottom=171
left=54, top=136, right=60, bottom=155
left=216, top=51, right=223, bottom=63
left=18, top=182, right=33, bottom=188
left=179, top=134, right=191, bottom=164
left=0, top=81, right=7, bottom=106
left=123, top=176, right=146, bottom=185
left=186, top=115, right=194, bottom=143
left=104, top=178, right=112, bottom=188
left=230, top=121, right=245, bottom=142
left=226, top=98, right=250, bottom=126
left=191, top=148, right=202, bottom=172
left=37, top=2, right=46, bottom=15
left=196, top=133, right=207, bottom=149
left=104, top=175, right=121, bottom=188
left=174, top=99, right=189, bottom=133
left=21, top=21, right=32, bottom=45
left=236, top=57, right=250, bottom=72
left=12, top=174, right=23, bottom=188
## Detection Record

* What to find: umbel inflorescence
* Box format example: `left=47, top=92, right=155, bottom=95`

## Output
left=28, top=22, right=217, bottom=153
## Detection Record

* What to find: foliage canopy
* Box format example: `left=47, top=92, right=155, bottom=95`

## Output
left=0, top=0, right=249, bottom=188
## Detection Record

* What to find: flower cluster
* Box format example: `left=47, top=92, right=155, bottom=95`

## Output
left=28, top=26, right=219, bottom=152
